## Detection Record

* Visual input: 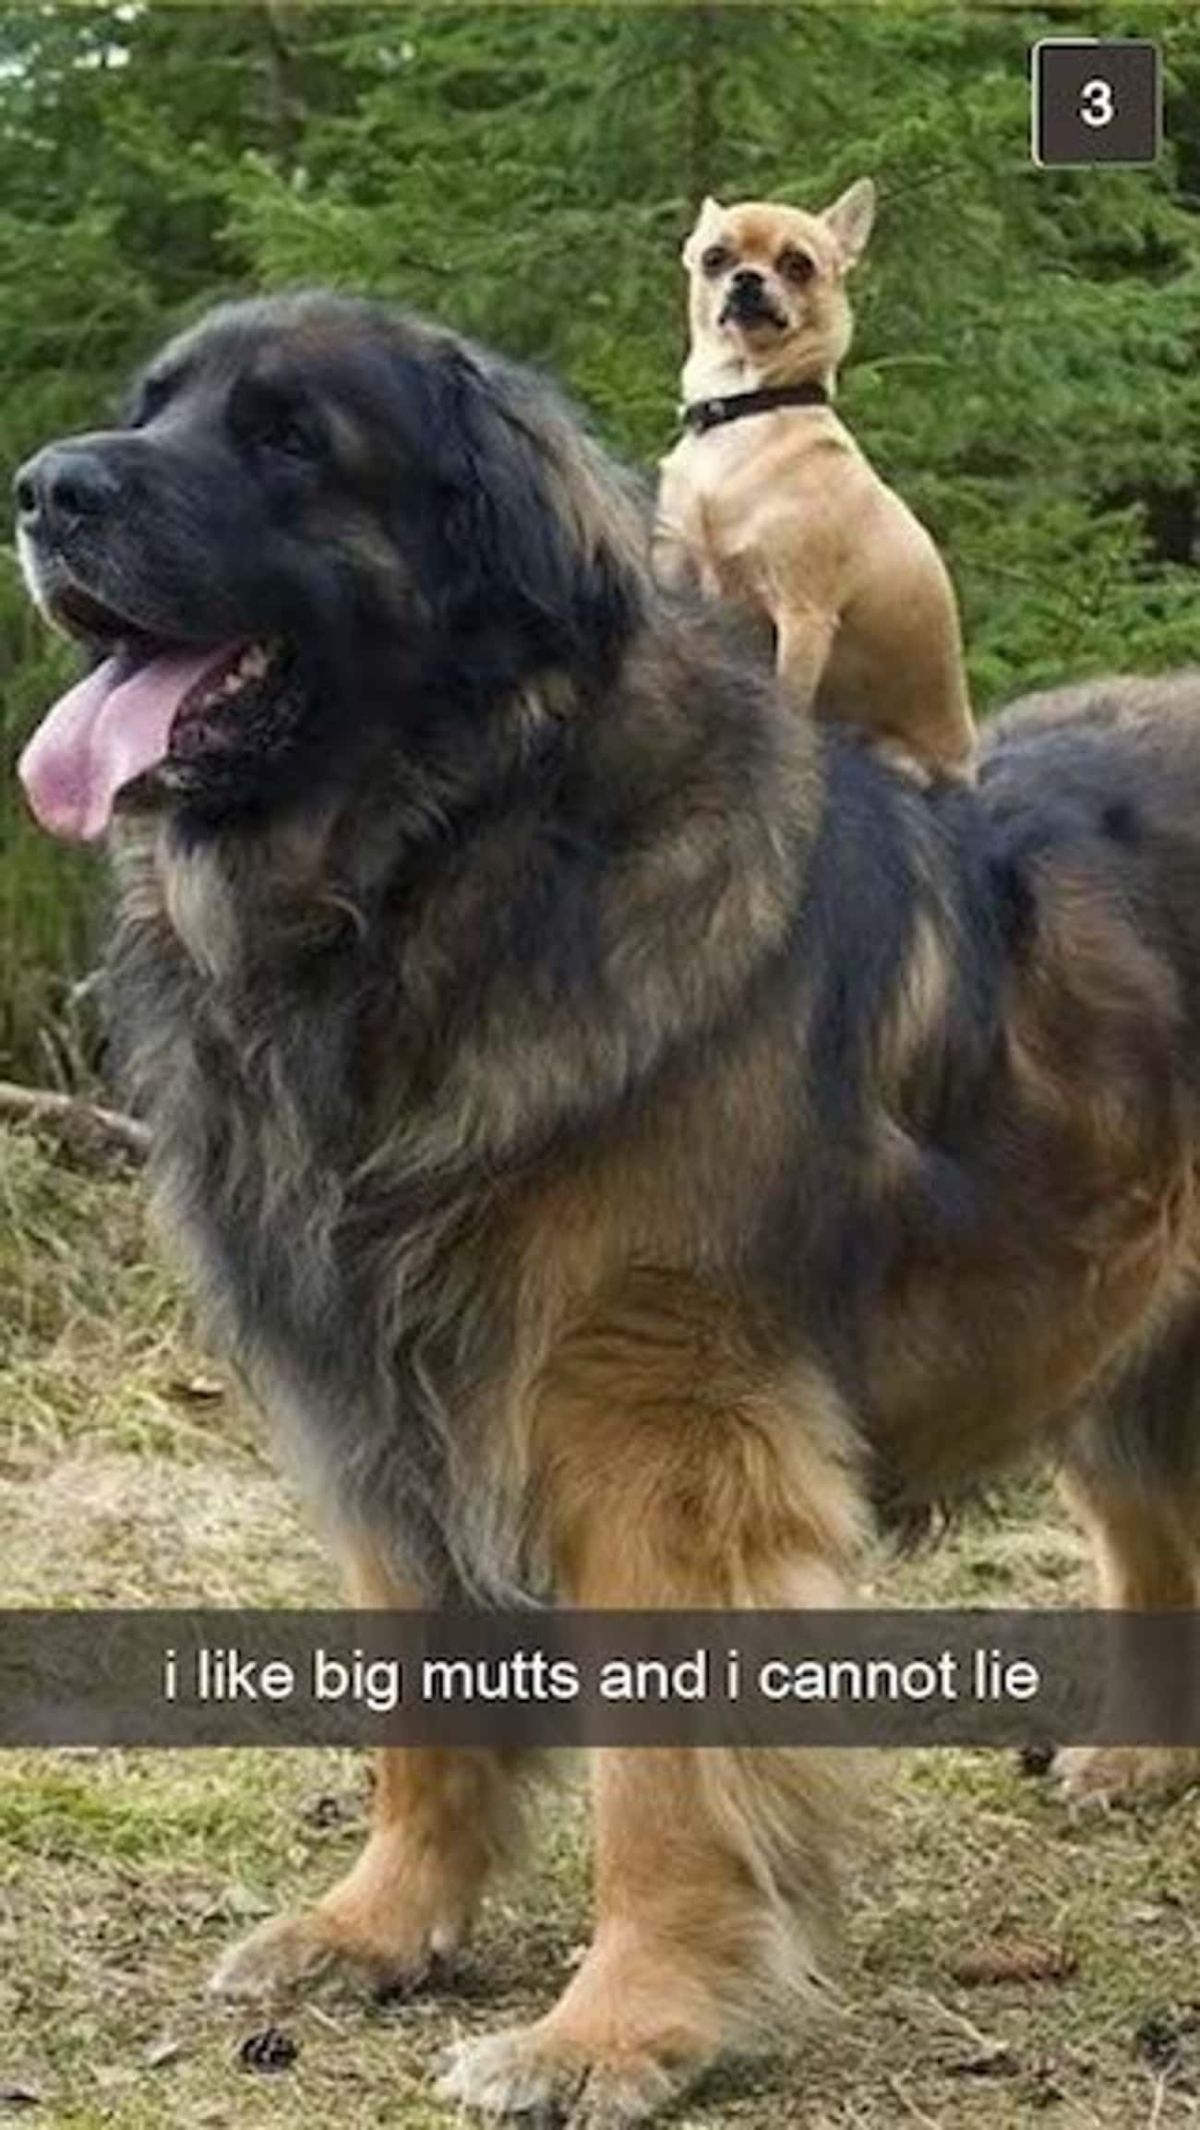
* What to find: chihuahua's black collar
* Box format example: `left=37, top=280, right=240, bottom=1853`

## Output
left=680, top=381, right=830, bottom=436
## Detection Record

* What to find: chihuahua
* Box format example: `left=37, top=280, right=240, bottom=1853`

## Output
left=655, top=183, right=975, bottom=777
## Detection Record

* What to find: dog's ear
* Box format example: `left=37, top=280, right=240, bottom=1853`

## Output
left=821, top=178, right=876, bottom=271
left=682, top=194, right=724, bottom=267
left=416, top=345, right=646, bottom=681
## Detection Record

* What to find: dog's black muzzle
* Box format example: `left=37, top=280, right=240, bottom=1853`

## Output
left=14, top=439, right=127, bottom=551
left=719, top=270, right=785, bottom=331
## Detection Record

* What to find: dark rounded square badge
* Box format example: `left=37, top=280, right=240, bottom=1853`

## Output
left=1032, top=40, right=1161, bottom=168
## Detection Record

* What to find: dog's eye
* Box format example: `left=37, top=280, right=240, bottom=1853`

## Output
left=700, top=244, right=733, bottom=277
left=778, top=248, right=815, bottom=286
left=256, top=404, right=319, bottom=461
left=127, top=370, right=181, bottom=429
left=265, top=412, right=317, bottom=460
left=229, top=378, right=322, bottom=464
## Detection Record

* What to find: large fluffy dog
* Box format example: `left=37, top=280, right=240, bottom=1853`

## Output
left=16, top=295, right=1200, bottom=2123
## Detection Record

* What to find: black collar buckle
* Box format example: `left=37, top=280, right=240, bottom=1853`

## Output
left=680, top=380, right=830, bottom=436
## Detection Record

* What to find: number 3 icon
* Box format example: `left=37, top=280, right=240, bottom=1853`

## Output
left=1079, top=76, right=1116, bottom=127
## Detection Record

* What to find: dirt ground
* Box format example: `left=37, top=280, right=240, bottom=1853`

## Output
left=2, top=1120, right=1199, bottom=2128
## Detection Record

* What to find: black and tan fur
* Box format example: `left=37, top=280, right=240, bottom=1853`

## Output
left=15, top=297, right=1200, bottom=2123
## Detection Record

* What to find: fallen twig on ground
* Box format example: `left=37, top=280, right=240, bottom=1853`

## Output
left=0, top=1079, right=149, bottom=1162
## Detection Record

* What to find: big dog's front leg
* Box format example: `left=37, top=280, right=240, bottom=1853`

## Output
left=441, top=1279, right=867, bottom=2124
left=210, top=1542, right=530, bottom=2003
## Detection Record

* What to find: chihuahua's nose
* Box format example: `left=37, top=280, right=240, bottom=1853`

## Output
left=14, top=444, right=122, bottom=537
left=731, top=268, right=765, bottom=295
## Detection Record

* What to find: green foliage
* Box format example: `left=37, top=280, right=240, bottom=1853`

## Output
left=0, top=555, right=93, bottom=1079
left=1, top=3, right=1198, bottom=1071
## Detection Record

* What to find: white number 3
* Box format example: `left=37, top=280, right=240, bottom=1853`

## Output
left=1080, top=76, right=1116, bottom=127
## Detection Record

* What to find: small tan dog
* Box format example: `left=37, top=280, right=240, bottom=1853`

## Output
left=655, top=182, right=975, bottom=777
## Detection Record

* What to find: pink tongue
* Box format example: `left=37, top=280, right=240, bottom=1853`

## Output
left=18, top=643, right=243, bottom=842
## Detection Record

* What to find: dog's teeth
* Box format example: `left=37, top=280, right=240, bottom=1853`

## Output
left=186, top=642, right=276, bottom=719
left=217, top=644, right=271, bottom=700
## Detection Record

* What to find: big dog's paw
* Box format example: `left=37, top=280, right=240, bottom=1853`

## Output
left=1054, top=1743, right=1200, bottom=1807
left=209, top=1908, right=448, bottom=2005
left=437, top=2023, right=695, bottom=2125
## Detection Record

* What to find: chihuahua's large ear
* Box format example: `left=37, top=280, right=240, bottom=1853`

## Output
left=821, top=177, right=876, bottom=270
left=683, top=194, right=724, bottom=265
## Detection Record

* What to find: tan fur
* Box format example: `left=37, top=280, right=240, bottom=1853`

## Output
left=439, top=1278, right=866, bottom=2113
left=1064, top=1468, right=1199, bottom=1612
left=210, top=1540, right=530, bottom=2001
left=656, top=185, right=975, bottom=777
left=1052, top=1470, right=1200, bottom=1804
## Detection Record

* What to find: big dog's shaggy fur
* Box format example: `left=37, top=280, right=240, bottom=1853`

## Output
left=15, top=296, right=1200, bottom=2122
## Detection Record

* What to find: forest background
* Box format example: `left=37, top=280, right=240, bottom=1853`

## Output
left=1, top=2, right=1197, bottom=1075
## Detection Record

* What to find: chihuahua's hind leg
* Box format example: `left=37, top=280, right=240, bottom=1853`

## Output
left=775, top=607, right=837, bottom=717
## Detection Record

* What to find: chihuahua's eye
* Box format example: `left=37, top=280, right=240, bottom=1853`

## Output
left=778, top=247, right=815, bottom=287
left=700, top=243, right=733, bottom=277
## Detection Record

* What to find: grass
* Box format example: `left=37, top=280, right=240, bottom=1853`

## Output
left=2, top=1119, right=1199, bottom=2127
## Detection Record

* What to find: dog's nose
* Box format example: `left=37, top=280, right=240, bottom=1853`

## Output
left=731, top=268, right=765, bottom=294
left=14, top=445, right=122, bottom=533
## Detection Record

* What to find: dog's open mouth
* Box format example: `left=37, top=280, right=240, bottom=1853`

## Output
left=18, top=585, right=290, bottom=842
